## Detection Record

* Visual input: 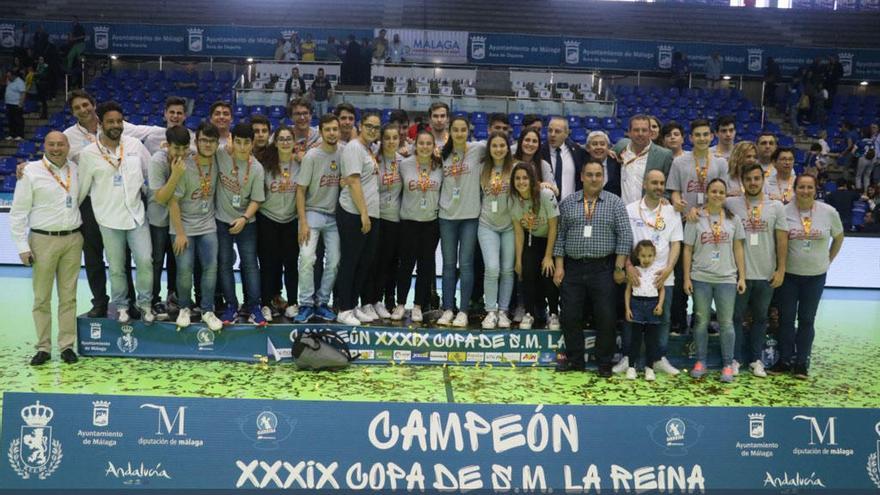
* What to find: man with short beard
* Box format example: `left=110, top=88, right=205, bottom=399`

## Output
left=756, top=132, right=778, bottom=176
left=612, top=115, right=674, bottom=205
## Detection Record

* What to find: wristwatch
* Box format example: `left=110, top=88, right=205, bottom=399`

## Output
left=614, top=266, right=625, bottom=273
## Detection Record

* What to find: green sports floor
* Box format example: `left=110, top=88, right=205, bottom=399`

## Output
left=0, top=267, right=878, bottom=414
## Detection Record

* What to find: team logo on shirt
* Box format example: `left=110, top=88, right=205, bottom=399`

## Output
left=747, top=49, right=763, bottom=73
left=93, top=26, right=110, bottom=51
left=686, top=181, right=708, bottom=193
left=319, top=173, right=340, bottom=188
left=470, top=36, right=486, bottom=60
left=788, top=229, right=822, bottom=241
left=563, top=40, right=581, bottom=65
left=0, top=25, right=14, bottom=49
left=187, top=28, right=204, bottom=52
left=658, top=45, right=674, bottom=70
left=838, top=52, right=854, bottom=77
left=699, top=231, right=730, bottom=245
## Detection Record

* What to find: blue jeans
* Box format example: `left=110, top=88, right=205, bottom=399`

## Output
left=439, top=218, right=478, bottom=312
left=99, top=223, right=153, bottom=310
left=477, top=225, right=514, bottom=312
left=733, top=279, right=774, bottom=364
left=216, top=220, right=260, bottom=308
left=314, top=100, right=329, bottom=118
left=173, top=232, right=218, bottom=312
left=777, top=273, right=826, bottom=368
left=298, top=210, right=340, bottom=306
left=692, top=280, right=736, bottom=366
left=622, top=285, right=673, bottom=363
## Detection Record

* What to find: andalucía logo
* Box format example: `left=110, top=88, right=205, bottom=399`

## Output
left=867, top=422, right=880, bottom=488
left=7, top=401, right=63, bottom=479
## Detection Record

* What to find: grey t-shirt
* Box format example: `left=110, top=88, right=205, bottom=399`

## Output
left=399, top=156, right=443, bottom=222
left=480, top=164, right=513, bottom=232
left=667, top=152, right=729, bottom=210
left=214, top=148, right=266, bottom=224
left=763, top=173, right=795, bottom=204
left=684, top=211, right=745, bottom=284
left=509, top=187, right=560, bottom=238
left=378, top=153, right=404, bottom=222
left=439, top=142, right=486, bottom=220
left=296, top=146, right=341, bottom=215
left=784, top=201, right=843, bottom=276
left=260, top=158, right=299, bottom=224
left=147, top=149, right=172, bottom=228
left=173, top=157, right=218, bottom=236
left=339, top=139, right=380, bottom=218
left=726, top=196, right=788, bottom=280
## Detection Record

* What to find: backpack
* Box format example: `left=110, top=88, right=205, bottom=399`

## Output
left=291, top=330, right=358, bottom=370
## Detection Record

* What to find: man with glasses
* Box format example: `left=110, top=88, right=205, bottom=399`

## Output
left=288, top=97, right=321, bottom=163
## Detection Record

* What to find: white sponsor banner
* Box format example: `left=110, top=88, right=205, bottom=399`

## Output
left=378, top=29, right=468, bottom=64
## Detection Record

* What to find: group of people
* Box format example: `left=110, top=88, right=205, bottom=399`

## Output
left=11, top=92, right=842, bottom=385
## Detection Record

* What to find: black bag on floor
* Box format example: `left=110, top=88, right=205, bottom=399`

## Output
left=291, top=330, right=358, bottom=370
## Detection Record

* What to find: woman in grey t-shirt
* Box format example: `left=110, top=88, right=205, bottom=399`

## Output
left=683, top=178, right=746, bottom=383
left=370, top=124, right=405, bottom=320
left=513, top=128, right=557, bottom=196
left=775, top=174, right=844, bottom=379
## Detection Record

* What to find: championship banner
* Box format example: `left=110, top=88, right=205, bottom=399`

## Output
left=379, top=29, right=469, bottom=64
left=76, top=317, right=731, bottom=369
left=2, top=391, right=880, bottom=492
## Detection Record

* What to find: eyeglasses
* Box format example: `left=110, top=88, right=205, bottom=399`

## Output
left=362, top=123, right=381, bottom=132
left=292, top=111, right=310, bottom=118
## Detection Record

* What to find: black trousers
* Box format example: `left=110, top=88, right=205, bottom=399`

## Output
left=5, top=104, right=23, bottom=138
left=80, top=197, right=134, bottom=308
left=371, top=219, right=401, bottom=307
left=256, top=213, right=299, bottom=306
left=149, top=224, right=177, bottom=305
left=560, top=257, right=617, bottom=369
left=336, top=209, right=380, bottom=311
left=397, top=219, right=439, bottom=308
left=520, top=235, right=559, bottom=317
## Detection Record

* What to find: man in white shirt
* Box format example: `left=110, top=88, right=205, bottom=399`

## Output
left=709, top=115, right=736, bottom=161
left=618, top=169, right=683, bottom=377
left=144, top=96, right=190, bottom=155
left=4, top=69, right=26, bottom=140
left=77, top=101, right=155, bottom=324
left=209, top=101, right=233, bottom=147
left=10, top=131, right=84, bottom=365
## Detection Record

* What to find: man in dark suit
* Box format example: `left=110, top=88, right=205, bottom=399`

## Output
left=612, top=114, right=674, bottom=205
left=585, top=130, right=622, bottom=197
left=541, top=117, right=588, bottom=200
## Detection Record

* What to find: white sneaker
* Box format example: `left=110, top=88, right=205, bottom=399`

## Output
left=513, top=305, right=525, bottom=323
left=261, top=306, right=274, bottom=322
left=645, top=367, right=656, bottom=381
left=750, top=360, right=767, bottom=378
left=548, top=314, right=560, bottom=330
left=176, top=308, right=191, bottom=328
left=437, top=309, right=455, bottom=326
left=452, top=311, right=468, bottom=328
left=355, top=306, right=376, bottom=323
left=117, top=308, right=131, bottom=324
left=362, top=305, right=380, bottom=321
left=202, top=311, right=223, bottom=331
left=731, top=359, right=741, bottom=376
left=481, top=311, right=498, bottom=329
left=337, top=310, right=361, bottom=326
left=284, top=304, right=299, bottom=319
left=390, top=304, right=406, bottom=321
left=653, top=357, right=681, bottom=376
left=612, top=356, right=630, bottom=374
left=411, top=306, right=423, bottom=322
left=373, top=303, right=391, bottom=319
left=519, top=313, right=534, bottom=330
left=497, top=311, right=511, bottom=328
left=626, top=367, right=637, bottom=380
left=139, top=306, right=155, bottom=324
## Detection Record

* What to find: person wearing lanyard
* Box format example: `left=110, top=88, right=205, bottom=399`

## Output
left=709, top=116, right=737, bottom=162
left=512, top=128, right=555, bottom=193
left=10, top=131, right=84, bottom=365
left=294, top=114, right=342, bottom=324
left=336, top=112, right=383, bottom=326
left=683, top=178, right=746, bottom=383
left=394, top=130, right=443, bottom=323
left=256, top=125, right=300, bottom=323
left=510, top=162, right=560, bottom=330
left=478, top=132, right=516, bottom=329
left=614, top=115, right=674, bottom=206
left=764, top=147, right=796, bottom=204
left=726, top=163, right=788, bottom=378
left=622, top=169, right=683, bottom=376
left=76, top=101, right=155, bottom=324
left=436, top=117, right=486, bottom=328
left=773, top=174, right=844, bottom=379
left=553, top=159, right=633, bottom=377
left=214, top=123, right=267, bottom=326
left=723, top=141, right=757, bottom=198
left=168, top=122, right=223, bottom=332
left=372, top=124, right=404, bottom=320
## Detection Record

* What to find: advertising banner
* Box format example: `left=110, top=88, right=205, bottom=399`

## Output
left=2, top=391, right=880, bottom=492
left=379, top=29, right=468, bottom=64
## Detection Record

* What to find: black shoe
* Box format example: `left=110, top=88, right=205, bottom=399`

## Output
left=61, top=348, right=79, bottom=364
left=152, top=302, right=169, bottom=321
left=30, top=351, right=51, bottom=366
left=792, top=364, right=809, bottom=380
left=87, top=305, right=107, bottom=318
left=767, top=360, right=791, bottom=375
left=555, top=361, right=585, bottom=373
left=597, top=366, right=613, bottom=378
left=128, top=305, right=142, bottom=320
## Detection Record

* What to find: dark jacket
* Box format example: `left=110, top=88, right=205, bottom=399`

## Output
left=540, top=139, right=588, bottom=194
left=284, top=76, right=307, bottom=98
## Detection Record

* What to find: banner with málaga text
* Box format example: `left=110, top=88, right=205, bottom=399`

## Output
left=377, top=29, right=469, bottom=65
left=2, top=391, right=880, bottom=492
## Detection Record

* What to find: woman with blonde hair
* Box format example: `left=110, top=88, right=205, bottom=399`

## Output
left=725, top=141, right=758, bottom=197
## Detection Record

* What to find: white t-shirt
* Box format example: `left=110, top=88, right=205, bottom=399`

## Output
left=633, top=264, right=661, bottom=297
left=626, top=199, right=683, bottom=287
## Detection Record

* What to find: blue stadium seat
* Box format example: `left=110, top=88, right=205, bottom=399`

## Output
left=567, top=116, right=582, bottom=129
left=452, top=111, right=468, bottom=119
left=852, top=201, right=868, bottom=230
left=32, top=126, right=51, bottom=143
left=472, top=125, right=488, bottom=141
left=0, top=156, right=18, bottom=175
left=233, top=105, right=247, bottom=118
left=511, top=125, right=523, bottom=139
left=14, top=141, right=37, bottom=160
left=269, top=106, right=286, bottom=119
left=249, top=105, right=267, bottom=116
left=1, top=175, right=17, bottom=193
left=471, top=112, right=487, bottom=125
left=509, top=113, right=524, bottom=126
left=185, top=116, right=202, bottom=128
left=146, top=115, right=164, bottom=126
left=571, top=128, right=587, bottom=145
left=602, top=117, right=616, bottom=130
left=584, top=116, right=600, bottom=130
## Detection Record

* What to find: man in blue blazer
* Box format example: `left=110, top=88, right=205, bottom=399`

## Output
left=541, top=117, right=588, bottom=200
left=585, top=130, right=622, bottom=197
